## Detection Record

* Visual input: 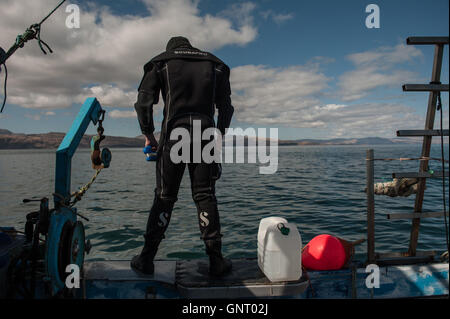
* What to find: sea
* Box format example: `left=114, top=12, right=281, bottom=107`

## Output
left=0, top=143, right=448, bottom=262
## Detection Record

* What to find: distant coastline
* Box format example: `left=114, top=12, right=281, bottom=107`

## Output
left=0, top=128, right=434, bottom=149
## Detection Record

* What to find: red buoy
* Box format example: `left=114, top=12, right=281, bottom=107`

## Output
left=302, top=234, right=347, bottom=270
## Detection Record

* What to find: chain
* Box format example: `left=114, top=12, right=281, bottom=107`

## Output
left=97, top=110, right=105, bottom=139
left=91, top=110, right=106, bottom=168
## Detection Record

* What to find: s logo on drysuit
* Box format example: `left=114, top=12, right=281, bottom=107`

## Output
left=200, top=212, right=209, bottom=227
left=158, top=212, right=169, bottom=228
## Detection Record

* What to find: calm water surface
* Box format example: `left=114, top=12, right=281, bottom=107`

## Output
left=0, top=144, right=448, bottom=261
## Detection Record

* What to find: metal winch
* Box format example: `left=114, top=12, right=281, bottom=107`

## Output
left=7, top=98, right=110, bottom=298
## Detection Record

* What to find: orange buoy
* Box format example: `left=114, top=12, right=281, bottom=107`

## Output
left=302, top=234, right=347, bottom=270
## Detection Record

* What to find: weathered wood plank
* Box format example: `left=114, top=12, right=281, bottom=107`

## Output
left=397, top=129, right=449, bottom=137
left=376, top=251, right=435, bottom=258
left=375, top=256, right=435, bottom=266
left=392, top=171, right=448, bottom=179
left=406, top=37, right=449, bottom=45
left=402, top=84, right=449, bottom=92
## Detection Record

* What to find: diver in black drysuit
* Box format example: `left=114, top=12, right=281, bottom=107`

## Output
left=131, top=37, right=234, bottom=276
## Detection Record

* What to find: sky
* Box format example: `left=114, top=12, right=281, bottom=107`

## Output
left=0, top=0, right=448, bottom=140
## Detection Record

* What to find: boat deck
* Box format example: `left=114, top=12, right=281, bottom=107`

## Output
left=83, top=258, right=309, bottom=299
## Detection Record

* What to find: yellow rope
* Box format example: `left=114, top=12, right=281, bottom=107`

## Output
left=70, top=169, right=102, bottom=204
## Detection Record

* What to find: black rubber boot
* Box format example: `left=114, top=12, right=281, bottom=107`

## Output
left=204, top=239, right=232, bottom=277
left=130, top=236, right=162, bottom=275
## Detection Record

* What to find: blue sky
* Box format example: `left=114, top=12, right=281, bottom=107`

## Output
left=0, top=0, right=448, bottom=140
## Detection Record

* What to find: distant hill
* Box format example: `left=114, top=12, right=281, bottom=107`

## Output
left=0, top=129, right=426, bottom=149
left=0, top=130, right=147, bottom=149
left=0, top=129, right=13, bottom=135
left=279, top=136, right=414, bottom=146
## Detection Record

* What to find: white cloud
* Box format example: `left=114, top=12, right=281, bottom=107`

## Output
left=347, top=43, right=423, bottom=66
left=80, top=85, right=137, bottom=108
left=108, top=110, right=137, bottom=119
left=9, top=93, right=73, bottom=110
left=220, top=2, right=257, bottom=28
left=230, top=64, right=329, bottom=125
left=272, top=13, right=294, bottom=24
left=1, top=0, right=257, bottom=110
left=316, top=102, right=424, bottom=138
left=338, top=66, right=417, bottom=101
left=25, top=114, right=41, bottom=121
left=229, top=63, right=424, bottom=138
left=338, top=44, right=424, bottom=101
left=260, top=10, right=294, bottom=24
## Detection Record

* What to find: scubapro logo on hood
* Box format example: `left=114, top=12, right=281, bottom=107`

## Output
left=158, top=212, right=169, bottom=227
left=174, top=50, right=208, bottom=56
left=200, top=212, right=209, bottom=227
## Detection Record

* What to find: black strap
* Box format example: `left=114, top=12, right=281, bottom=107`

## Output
left=429, top=81, right=442, bottom=110
left=429, top=80, right=448, bottom=250
left=437, top=89, right=449, bottom=252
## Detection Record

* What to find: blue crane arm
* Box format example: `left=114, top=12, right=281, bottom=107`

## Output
left=54, top=97, right=103, bottom=208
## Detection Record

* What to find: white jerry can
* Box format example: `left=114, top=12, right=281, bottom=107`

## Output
left=257, top=217, right=288, bottom=270
left=257, top=217, right=302, bottom=282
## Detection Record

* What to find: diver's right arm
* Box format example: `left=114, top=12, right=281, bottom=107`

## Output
left=134, top=63, right=161, bottom=148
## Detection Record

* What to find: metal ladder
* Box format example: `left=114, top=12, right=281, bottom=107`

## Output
left=366, top=36, right=449, bottom=265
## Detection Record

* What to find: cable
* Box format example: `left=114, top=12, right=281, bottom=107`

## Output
left=437, top=92, right=449, bottom=253
left=0, top=63, right=7, bottom=113
left=38, top=0, right=67, bottom=26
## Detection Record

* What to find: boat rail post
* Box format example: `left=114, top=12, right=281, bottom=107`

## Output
left=366, top=149, right=375, bottom=264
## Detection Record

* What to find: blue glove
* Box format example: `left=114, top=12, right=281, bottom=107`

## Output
left=143, top=146, right=157, bottom=162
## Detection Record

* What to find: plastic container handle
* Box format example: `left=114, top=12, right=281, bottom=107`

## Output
left=277, top=223, right=290, bottom=236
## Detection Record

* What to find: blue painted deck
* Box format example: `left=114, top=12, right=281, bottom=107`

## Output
left=301, top=263, right=448, bottom=299
left=82, top=259, right=448, bottom=299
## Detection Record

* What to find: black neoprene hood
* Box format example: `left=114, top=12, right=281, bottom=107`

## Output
left=166, top=36, right=192, bottom=51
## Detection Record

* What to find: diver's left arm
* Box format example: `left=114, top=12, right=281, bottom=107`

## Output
left=215, top=65, right=234, bottom=136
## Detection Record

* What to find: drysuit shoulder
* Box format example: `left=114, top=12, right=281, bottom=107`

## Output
left=143, top=60, right=163, bottom=73
left=147, top=49, right=227, bottom=67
